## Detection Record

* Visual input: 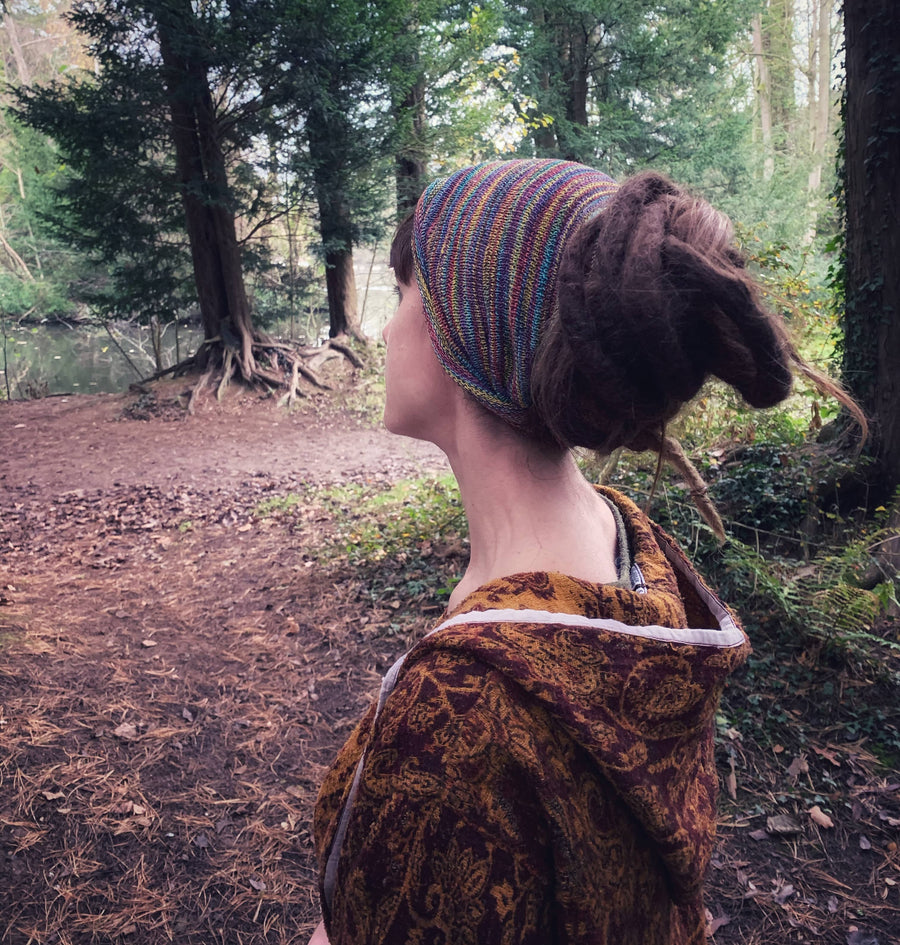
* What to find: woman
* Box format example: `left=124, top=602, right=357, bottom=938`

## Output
left=309, top=160, right=859, bottom=945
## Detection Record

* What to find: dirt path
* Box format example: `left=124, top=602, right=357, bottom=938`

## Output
left=1, top=385, right=898, bottom=945
left=1, top=381, right=448, bottom=496
left=0, top=383, right=452, bottom=945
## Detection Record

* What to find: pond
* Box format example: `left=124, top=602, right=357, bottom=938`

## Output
left=0, top=322, right=207, bottom=398
left=0, top=302, right=395, bottom=401
left=0, top=251, right=398, bottom=399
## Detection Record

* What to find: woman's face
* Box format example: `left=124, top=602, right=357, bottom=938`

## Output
left=382, top=280, right=460, bottom=444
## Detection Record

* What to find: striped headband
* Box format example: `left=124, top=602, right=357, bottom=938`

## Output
left=413, top=159, right=618, bottom=428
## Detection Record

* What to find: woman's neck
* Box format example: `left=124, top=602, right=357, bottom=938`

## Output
left=442, top=428, right=619, bottom=612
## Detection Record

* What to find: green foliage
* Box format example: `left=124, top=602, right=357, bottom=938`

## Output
left=320, top=475, right=465, bottom=566
left=11, top=6, right=207, bottom=323
left=499, top=0, right=756, bottom=169
left=257, top=475, right=467, bottom=605
left=709, top=443, right=811, bottom=535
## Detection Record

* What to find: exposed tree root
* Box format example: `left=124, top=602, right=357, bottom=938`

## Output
left=187, top=363, right=215, bottom=415
left=216, top=348, right=237, bottom=401
left=326, top=337, right=365, bottom=369
left=142, top=335, right=366, bottom=411
left=278, top=358, right=305, bottom=410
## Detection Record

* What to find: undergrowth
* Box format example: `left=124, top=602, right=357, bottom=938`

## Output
left=255, top=476, right=468, bottom=619
left=256, top=444, right=900, bottom=764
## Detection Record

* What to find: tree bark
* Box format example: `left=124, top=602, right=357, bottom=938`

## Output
left=323, top=245, right=360, bottom=340
left=751, top=12, right=775, bottom=180
left=843, top=0, right=900, bottom=492
left=307, top=99, right=364, bottom=341
left=394, top=12, right=426, bottom=217
left=155, top=0, right=256, bottom=377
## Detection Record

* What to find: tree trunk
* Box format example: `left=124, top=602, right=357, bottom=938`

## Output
left=768, top=0, right=796, bottom=135
left=528, top=4, right=558, bottom=156
left=395, top=75, right=427, bottom=216
left=323, top=247, right=360, bottom=339
left=307, top=100, right=364, bottom=341
left=751, top=12, right=775, bottom=180
left=155, top=0, right=256, bottom=377
left=843, top=0, right=900, bottom=493
left=394, top=13, right=426, bottom=217
left=559, top=20, right=588, bottom=162
left=3, top=9, right=32, bottom=86
left=807, top=0, right=834, bottom=196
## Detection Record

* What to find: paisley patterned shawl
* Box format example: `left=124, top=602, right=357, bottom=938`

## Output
left=314, top=487, right=750, bottom=944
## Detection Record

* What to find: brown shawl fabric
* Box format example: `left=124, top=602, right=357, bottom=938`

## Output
left=314, top=488, right=749, bottom=944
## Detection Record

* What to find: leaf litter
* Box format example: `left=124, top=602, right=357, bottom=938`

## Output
left=0, top=389, right=898, bottom=944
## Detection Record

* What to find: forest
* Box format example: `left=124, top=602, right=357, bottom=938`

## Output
left=0, top=0, right=899, bottom=943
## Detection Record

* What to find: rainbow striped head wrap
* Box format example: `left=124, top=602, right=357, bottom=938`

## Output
left=413, top=159, right=618, bottom=429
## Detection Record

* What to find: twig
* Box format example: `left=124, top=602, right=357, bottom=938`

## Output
left=104, top=324, right=145, bottom=382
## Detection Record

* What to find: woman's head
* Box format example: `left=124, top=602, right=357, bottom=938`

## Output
left=394, top=160, right=618, bottom=431
left=390, top=159, right=860, bottom=454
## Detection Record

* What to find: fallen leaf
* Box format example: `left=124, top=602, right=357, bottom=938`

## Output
left=813, top=745, right=842, bottom=766
left=827, top=895, right=839, bottom=913
left=113, top=722, right=138, bottom=740
left=193, top=834, right=209, bottom=849
left=773, top=744, right=785, bottom=754
left=248, top=877, right=267, bottom=891
left=41, top=790, right=65, bottom=801
left=705, top=906, right=731, bottom=935
left=773, top=882, right=796, bottom=904
left=141, top=639, right=157, bottom=648
left=787, top=755, right=809, bottom=780
left=749, top=828, right=769, bottom=841
left=726, top=767, right=737, bottom=801
left=766, top=813, right=802, bottom=835
left=846, top=931, right=879, bottom=945
left=182, top=707, right=195, bottom=722
left=859, top=834, right=872, bottom=850
left=809, top=805, right=834, bottom=828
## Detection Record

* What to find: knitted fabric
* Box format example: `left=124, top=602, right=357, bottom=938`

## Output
left=413, top=159, right=618, bottom=427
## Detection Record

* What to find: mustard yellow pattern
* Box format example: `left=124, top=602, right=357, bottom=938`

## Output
left=315, top=488, right=749, bottom=944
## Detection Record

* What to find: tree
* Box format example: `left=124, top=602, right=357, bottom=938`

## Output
left=0, top=1, right=98, bottom=322
left=499, top=1, right=755, bottom=176
left=749, top=0, right=841, bottom=240
left=840, top=0, right=900, bottom=493
left=154, top=0, right=259, bottom=377
left=14, top=0, right=377, bottom=395
left=276, top=0, right=399, bottom=341
left=388, top=2, right=505, bottom=215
